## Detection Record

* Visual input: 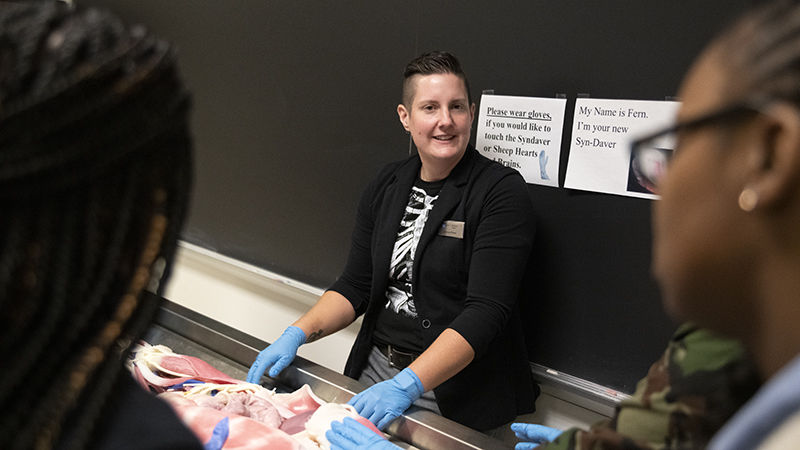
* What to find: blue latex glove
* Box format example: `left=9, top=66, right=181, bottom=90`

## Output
left=347, top=367, right=424, bottom=430
left=326, top=417, right=400, bottom=450
left=539, top=150, right=550, bottom=180
left=246, top=326, right=306, bottom=383
left=203, top=417, right=229, bottom=450
left=511, top=423, right=562, bottom=449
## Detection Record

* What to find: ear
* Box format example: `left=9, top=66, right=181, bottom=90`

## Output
left=397, top=104, right=410, bottom=131
left=745, top=103, right=800, bottom=210
left=469, top=102, right=476, bottom=125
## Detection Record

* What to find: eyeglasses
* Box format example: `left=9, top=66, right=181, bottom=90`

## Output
left=629, top=99, right=768, bottom=194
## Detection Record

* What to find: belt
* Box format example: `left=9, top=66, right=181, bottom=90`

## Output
left=376, top=343, right=419, bottom=370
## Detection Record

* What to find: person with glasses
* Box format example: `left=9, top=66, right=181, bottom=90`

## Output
left=647, top=0, right=800, bottom=447
left=513, top=1, right=800, bottom=448
left=630, top=99, right=771, bottom=196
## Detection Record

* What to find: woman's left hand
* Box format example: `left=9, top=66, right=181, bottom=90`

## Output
left=347, top=367, right=424, bottom=430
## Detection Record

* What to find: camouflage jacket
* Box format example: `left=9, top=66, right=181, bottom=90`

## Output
left=541, top=324, right=761, bottom=450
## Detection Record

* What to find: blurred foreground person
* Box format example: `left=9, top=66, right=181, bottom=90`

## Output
left=635, top=0, right=800, bottom=447
left=0, top=2, right=200, bottom=449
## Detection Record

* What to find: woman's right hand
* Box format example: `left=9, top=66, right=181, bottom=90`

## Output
left=246, top=326, right=307, bottom=383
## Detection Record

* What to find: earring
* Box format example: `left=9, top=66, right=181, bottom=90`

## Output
left=738, top=187, right=759, bottom=212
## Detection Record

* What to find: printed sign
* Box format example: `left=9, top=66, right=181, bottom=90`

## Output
left=564, top=98, right=680, bottom=199
left=476, top=95, right=567, bottom=187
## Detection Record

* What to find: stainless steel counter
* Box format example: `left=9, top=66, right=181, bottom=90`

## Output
left=144, top=298, right=509, bottom=450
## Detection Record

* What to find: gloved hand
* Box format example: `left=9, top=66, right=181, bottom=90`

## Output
left=347, top=367, right=424, bottom=430
left=325, top=417, right=400, bottom=450
left=539, top=150, right=550, bottom=180
left=511, top=423, right=562, bottom=449
left=246, top=326, right=306, bottom=383
left=203, top=417, right=229, bottom=450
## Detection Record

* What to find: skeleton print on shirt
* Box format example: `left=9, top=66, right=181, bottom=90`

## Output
left=384, top=185, right=439, bottom=318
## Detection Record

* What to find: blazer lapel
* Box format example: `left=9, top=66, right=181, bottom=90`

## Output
left=371, top=156, right=420, bottom=303
left=413, top=148, right=475, bottom=272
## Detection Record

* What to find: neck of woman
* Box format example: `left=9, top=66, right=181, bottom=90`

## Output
left=419, top=151, right=465, bottom=182
left=748, top=254, right=800, bottom=379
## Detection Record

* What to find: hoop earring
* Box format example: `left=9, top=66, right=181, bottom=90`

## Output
left=738, top=188, right=759, bottom=212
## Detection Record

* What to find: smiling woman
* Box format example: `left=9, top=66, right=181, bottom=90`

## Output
left=246, top=51, right=538, bottom=444
left=397, top=71, right=475, bottom=181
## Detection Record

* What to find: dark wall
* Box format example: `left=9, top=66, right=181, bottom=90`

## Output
left=85, top=1, right=754, bottom=393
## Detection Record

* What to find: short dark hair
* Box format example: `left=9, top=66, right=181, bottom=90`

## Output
left=402, top=50, right=472, bottom=107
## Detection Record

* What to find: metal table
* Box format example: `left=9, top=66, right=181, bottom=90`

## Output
left=144, top=298, right=509, bottom=449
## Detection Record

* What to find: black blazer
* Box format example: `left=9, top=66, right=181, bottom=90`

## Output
left=330, top=146, right=539, bottom=431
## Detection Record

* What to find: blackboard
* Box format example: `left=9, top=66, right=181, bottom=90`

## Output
left=85, top=1, right=755, bottom=394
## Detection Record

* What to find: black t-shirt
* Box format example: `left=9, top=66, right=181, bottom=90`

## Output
left=373, top=176, right=445, bottom=353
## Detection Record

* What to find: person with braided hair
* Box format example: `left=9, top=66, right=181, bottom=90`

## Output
left=0, top=2, right=201, bottom=449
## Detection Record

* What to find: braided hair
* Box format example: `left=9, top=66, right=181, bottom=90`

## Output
left=716, top=0, right=800, bottom=105
left=0, top=2, right=192, bottom=449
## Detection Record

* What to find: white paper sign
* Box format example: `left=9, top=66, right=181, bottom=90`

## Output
left=476, top=95, right=567, bottom=186
left=564, top=98, right=680, bottom=199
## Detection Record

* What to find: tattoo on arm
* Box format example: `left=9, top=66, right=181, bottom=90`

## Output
left=306, top=329, right=324, bottom=343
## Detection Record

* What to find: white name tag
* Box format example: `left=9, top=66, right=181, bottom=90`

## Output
left=438, top=220, right=465, bottom=239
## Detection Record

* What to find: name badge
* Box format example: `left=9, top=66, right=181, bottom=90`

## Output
left=438, top=220, right=465, bottom=239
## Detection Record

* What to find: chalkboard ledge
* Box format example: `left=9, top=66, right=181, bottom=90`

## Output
left=531, top=363, right=628, bottom=417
